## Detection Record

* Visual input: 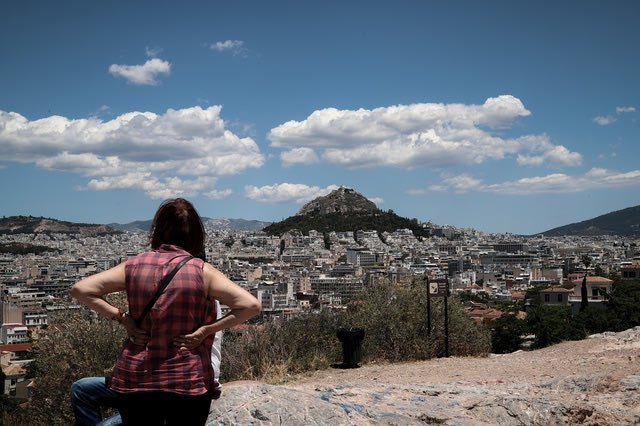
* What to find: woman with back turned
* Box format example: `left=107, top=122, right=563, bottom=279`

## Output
left=70, top=198, right=261, bottom=425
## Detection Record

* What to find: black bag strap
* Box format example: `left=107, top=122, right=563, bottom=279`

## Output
left=135, top=256, right=194, bottom=327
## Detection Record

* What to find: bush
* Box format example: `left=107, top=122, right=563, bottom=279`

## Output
left=491, top=313, right=526, bottom=354
left=24, top=308, right=127, bottom=425
left=526, top=305, right=586, bottom=349
left=221, top=309, right=343, bottom=383
left=221, top=279, right=491, bottom=383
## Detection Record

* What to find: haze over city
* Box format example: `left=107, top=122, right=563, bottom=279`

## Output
left=1, top=0, right=639, bottom=235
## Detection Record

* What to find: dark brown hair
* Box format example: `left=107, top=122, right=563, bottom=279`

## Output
left=149, top=198, right=205, bottom=256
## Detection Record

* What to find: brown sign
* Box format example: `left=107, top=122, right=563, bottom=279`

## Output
left=428, top=278, right=448, bottom=297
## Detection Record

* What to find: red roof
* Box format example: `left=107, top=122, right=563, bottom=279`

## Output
left=568, top=276, right=613, bottom=285
left=0, top=343, right=32, bottom=352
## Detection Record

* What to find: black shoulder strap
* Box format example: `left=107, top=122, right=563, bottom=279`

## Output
left=135, top=256, right=194, bottom=327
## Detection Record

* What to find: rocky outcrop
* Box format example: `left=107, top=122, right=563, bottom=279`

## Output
left=207, top=327, right=640, bottom=425
left=296, top=186, right=378, bottom=216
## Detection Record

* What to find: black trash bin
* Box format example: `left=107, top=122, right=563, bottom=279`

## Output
left=336, top=327, right=365, bottom=368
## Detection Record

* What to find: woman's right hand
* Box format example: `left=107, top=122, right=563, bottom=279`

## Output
left=121, top=314, right=150, bottom=346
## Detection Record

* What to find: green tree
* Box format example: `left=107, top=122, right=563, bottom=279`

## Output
left=526, top=305, right=585, bottom=349
left=594, top=264, right=606, bottom=277
left=491, top=313, right=526, bottom=354
left=604, top=280, right=640, bottom=331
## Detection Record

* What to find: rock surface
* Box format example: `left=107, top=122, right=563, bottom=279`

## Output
left=296, top=186, right=378, bottom=216
left=207, top=327, right=640, bottom=425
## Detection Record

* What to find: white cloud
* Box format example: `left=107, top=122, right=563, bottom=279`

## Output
left=245, top=183, right=339, bottom=203
left=593, top=115, right=617, bottom=126
left=281, top=147, right=319, bottom=167
left=517, top=142, right=583, bottom=167
left=84, top=175, right=220, bottom=200
left=210, top=40, right=247, bottom=56
left=269, top=95, right=580, bottom=169
left=0, top=106, right=265, bottom=199
left=109, top=58, right=171, bottom=85
left=203, top=188, right=233, bottom=200
left=418, top=168, right=640, bottom=195
left=616, top=106, right=636, bottom=114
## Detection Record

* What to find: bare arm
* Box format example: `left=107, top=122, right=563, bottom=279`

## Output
left=69, top=263, right=127, bottom=320
left=69, top=262, right=149, bottom=345
left=173, top=263, right=261, bottom=350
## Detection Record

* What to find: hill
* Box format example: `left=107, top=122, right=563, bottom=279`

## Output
left=540, top=205, right=640, bottom=236
left=0, top=216, right=120, bottom=236
left=263, top=187, right=429, bottom=237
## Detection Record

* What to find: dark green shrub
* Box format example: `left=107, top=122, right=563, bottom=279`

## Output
left=491, top=313, right=526, bottom=354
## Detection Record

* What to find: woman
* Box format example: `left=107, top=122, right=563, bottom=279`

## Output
left=70, top=198, right=261, bottom=425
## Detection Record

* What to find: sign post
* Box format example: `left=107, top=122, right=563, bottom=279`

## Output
left=427, top=276, right=450, bottom=357
left=426, top=275, right=431, bottom=338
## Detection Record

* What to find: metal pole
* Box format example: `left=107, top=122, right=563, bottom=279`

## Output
left=444, top=275, right=450, bottom=357
left=426, top=275, right=431, bottom=338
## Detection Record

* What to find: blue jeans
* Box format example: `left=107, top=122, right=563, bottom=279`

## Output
left=70, top=377, right=122, bottom=426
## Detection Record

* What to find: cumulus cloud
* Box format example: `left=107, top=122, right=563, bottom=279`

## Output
left=616, top=106, right=636, bottom=114
left=416, top=168, right=640, bottom=195
left=517, top=139, right=583, bottom=167
left=0, top=106, right=264, bottom=199
left=281, top=147, right=319, bottom=167
left=244, top=183, right=339, bottom=203
left=203, top=188, right=233, bottom=200
left=269, top=95, right=580, bottom=169
left=109, top=58, right=171, bottom=85
left=210, top=40, right=247, bottom=56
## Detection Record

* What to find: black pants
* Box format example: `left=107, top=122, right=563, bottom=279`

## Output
left=117, top=391, right=211, bottom=426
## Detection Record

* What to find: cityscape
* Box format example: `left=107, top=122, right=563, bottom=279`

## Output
left=1, top=214, right=639, bottom=397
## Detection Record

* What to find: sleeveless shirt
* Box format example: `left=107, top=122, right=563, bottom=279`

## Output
left=110, top=244, right=216, bottom=395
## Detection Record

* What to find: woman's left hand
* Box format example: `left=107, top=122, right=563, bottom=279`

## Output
left=173, top=327, right=207, bottom=350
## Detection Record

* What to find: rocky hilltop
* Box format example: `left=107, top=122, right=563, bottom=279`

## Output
left=296, top=186, right=378, bottom=216
left=264, top=187, right=429, bottom=237
left=208, top=327, right=640, bottom=425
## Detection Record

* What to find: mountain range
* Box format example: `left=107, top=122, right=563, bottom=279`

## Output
left=2, top=190, right=639, bottom=236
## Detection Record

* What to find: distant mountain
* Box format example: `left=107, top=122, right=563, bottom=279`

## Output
left=108, top=218, right=271, bottom=232
left=263, top=186, right=429, bottom=237
left=0, top=216, right=120, bottom=235
left=540, top=205, right=640, bottom=236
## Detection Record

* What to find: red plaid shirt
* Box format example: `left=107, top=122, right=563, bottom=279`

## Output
left=110, top=244, right=216, bottom=395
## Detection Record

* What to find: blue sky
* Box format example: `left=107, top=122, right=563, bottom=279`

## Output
left=1, top=0, right=639, bottom=235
